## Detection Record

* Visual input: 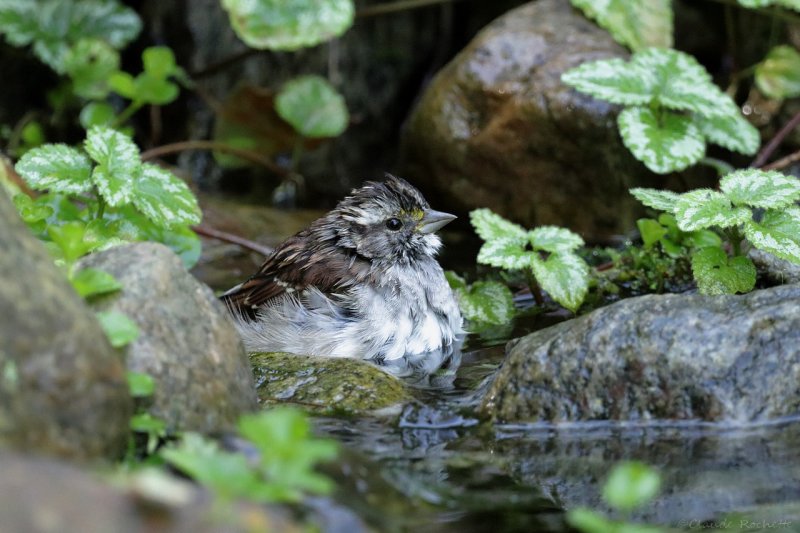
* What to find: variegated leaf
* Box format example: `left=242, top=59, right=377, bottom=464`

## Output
left=531, top=252, right=590, bottom=313
left=476, top=239, right=533, bottom=270
left=743, top=207, right=800, bottom=264
left=630, top=188, right=681, bottom=212
left=674, top=189, right=751, bottom=231
left=470, top=208, right=527, bottom=244
left=15, top=144, right=93, bottom=194
left=618, top=107, right=705, bottom=174
left=720, top=169, right=800, bottom=209
left=529, top=225, right=584, bottom=253
left=694, top=112, right=760, bottom=155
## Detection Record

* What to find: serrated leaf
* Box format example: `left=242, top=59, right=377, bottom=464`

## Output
left=221, top=0, right=354, bottom=51
left=453, top=280, right=515, bottom=326
left=133, top=164, right=201, bottom=228
left=630, top=188, right=681, bottom=212
left=674, top=189, right=751, bottom=231
left=755, top=45, right=800, bottom=99
left=444, top=271, right=468, bottom=290
left=602, top=461, right=661, bottom=511
left=694, top=112, right=760, bottom=155
left=691, top=247, right=756, bottom=295
left=469, top=208, right=528, bottom=243
left=529, top=225, right=584, bottom=253
left=476, top=239, right=534, bottom=270
left=561, top=58, right=654, bottom=106
left=744, top=207, right=800, bottom=264
left=85, top=126, right=140, bottom=206
left=96, top=310, right=139, bottom=347
left=633, top=48, right=735, bottom=117
left=571, top=0, right=673, bottom=51
left=531, top=252, right=590, bottom=312
left=720, top=169, right=800, bottom=208
left=63, top=38, right=120, bottom=99
left=70, top=267, right=122, bottom=298
left=15, top=144, right=93, bottom=194
left=275, top=75, right=348, bottom=138
left=618, top=107, right=705, bottom=174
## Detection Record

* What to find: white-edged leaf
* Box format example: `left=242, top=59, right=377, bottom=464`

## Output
left=674, top=189, right=751, bottom=231
left=470, top=208, right=527, bottom=243
left=629, top=187, right=681, bottom=212
left=618, top=107, right=705, bottom=174
left=85, top=126, right=140, bottom=207
left=633, top=48, right=735, bottom=117
left=561, top=57, right=654, bottom=106
left=571, top=0, right=673, bottom=51
left=694, top=112, right=760, bottom=156
left=476, top=239, right=534, bottom=270
left=691, top=246, right=756, bottom=295
left=15, top=144, right=93, bottom=194
left=453, top=280, right=515, bottom=326
left=133, top=164, right=201, bottom=228
left=531, top=252, right=590, bottom=313
left=755, top=45, right=800, bottom=99
left=529, top=226, right=584, bottom=253
left=743, top=207, right=800, bottom=264
left=720, top=169, right=800, bottom=208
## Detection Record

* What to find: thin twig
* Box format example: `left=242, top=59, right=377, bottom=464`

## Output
left=762, top=148, right=800, bottom=171
left=193, top=224, right=274, bottom=257
left=357, top=0, right=465, bottom=18
left=140, top=140, right=288, bottom=176
left=188, top=49, right=261, bottom=79
left=751, top=108, right=800, bottom=168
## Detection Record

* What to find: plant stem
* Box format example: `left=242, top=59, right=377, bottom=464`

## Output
left=140, top=140, right=288, bottom=176
left=356, top=0, right=466, bottom=18
left=700, top=157, right=735, bottom=176
left=96, top=195, right=106, bottom=220
left=525, top=270, right=544, bottom=307
left=290, top=137, right=305, bottom=174
left=751, top=108, right=800, bottom=168
left=113, top=101, right=143, bottom=129
left=192, top=225, right=274, bottom=257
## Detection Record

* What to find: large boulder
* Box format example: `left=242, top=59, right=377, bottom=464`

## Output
left=480, top=284, right=800, bottom=423
left=0, top=190, right=131, bottom=460
left=79, top=243, right=257, bottom=433
left=402, top=0, right=683, bottom=240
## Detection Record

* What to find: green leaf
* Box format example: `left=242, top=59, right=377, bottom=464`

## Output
left=134, top=73, right=180, bottom=105
left=477, top=239, right=534, bottom=270
left=691, top=247, right=756, bottom=295
left=85, top=126, right=141, bottom=206
left=618, top=107, right=705, bottom=174
left=70, top=267, right=122, bottom=298
left=694, top=112, right=760, bottom=156
left=48, top=221, right=95, bottom=263
left=221, top=0, right=355, bottom=51
left=743, top=207, right=800, bottom=264
left=637, top=218, right=668, bottom=248
left=133, top=164, right=202, bottom=228
left=531, top=252, right=590, bottom=313
left=630, top=188, right=681, bottom=212
left=127, top=371, right=156, bottom=398
left=130, top=412, right=166, bottom=434
left=529, top=226, right=584, bottom=253
left=80, top=102, right=117, bottom=129
left=755, top=45, right=800, bottom=99
left=142, top=46, right=177, bottom=79
left=108, top=71, right=137, bottom=99
left=13, top=193, right=54, bottom=224
left=15, top=144, right=93, bottom=194
left=603, top=461, right=661, bottom=512
left=561, top=58, right=654, bottom=106
left=685, top=229, right=723, bottom=249
left=570, top=0, right=673, bottom=51
left=720, top=169, right=800, bottom=209
left=96, top=310, right=139, bottom=347
left=674, top=189, right=751, bottom=231
left=275, top=75, right=348, bottom=138
left=452, top=280, right=515, bottom=326
left=444, top=271, right=468, bottom=290
left=469, top=208, right=528, bottom=243
left=63, top=38, right=120, bottom=99
left=633, top=48, right=735, bottom=117
left=566, top=508, right=617, bottom=533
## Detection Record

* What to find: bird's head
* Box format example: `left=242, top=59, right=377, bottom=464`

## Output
left=330, top=175, right=456, bottom=262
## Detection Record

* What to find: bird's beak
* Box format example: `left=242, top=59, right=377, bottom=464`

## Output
left=417, top=209, right=457, bottom=234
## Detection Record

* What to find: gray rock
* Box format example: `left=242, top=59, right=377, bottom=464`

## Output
left=401, top=0, right=708, bottom=240
left=749, top=248, right=800, bottom=285
left=79, top=243, right=257, bottom=433
left=0, top=452, right=303, bottom=532
left=480, top=284, right=800, bottom=423
left=0, top=190, right=131, bottom=460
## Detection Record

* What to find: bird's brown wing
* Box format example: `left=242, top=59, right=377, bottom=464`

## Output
left=220, top=233, right=369, bottom=317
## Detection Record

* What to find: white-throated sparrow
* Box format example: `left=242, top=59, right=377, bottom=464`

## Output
left=221, top=175, right=464, bottom=363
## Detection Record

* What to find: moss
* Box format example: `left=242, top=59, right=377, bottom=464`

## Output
left=250, top=353, right=412, bottom=415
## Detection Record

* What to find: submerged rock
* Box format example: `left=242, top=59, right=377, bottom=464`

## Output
left=0, top=190, right=131, bottom=460
left=480, top=284, right=800, bottom=423
left=79, top=243, right=257, bottom=433
left=252, top=353, right=412, bottom=415
left=402, top=0, right=693, bottom=240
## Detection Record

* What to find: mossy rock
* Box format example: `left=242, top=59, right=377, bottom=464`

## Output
left=251, top=353, right=412, bottom=415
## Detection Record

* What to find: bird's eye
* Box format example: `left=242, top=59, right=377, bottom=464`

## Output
left=385, top=217, right=403, bottom=231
